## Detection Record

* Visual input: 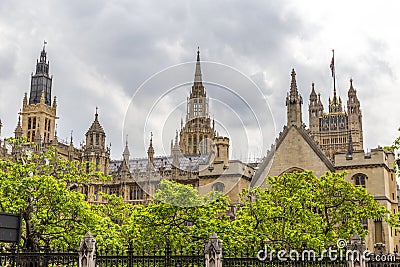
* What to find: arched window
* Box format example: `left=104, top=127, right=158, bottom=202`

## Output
left=212, top=182, right=225, bottom=193
left=352, top=173, right=367, bottom=188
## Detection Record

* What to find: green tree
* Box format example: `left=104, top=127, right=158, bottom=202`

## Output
left=123, top=179, right=231, bottom=251
left=234, top=171, right=387, bottom=251
left=0, top=143, right=108, bottom=251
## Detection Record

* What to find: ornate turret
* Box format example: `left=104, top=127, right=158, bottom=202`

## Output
left=85, top=108, right=106, bottom=149
left=286, top=69, right=303, bottom=127
left=308, top=82, right=324, bottom=135
left=121, top=138, right=131, bottom=180
left=346, top=78, right=363, bottom=151
left=82, top=108, right=110, bottom=174
left=307, top=56, right=364, bottom=161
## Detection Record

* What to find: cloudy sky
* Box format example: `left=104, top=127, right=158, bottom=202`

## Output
left=0, top=0, right=399, bottom=160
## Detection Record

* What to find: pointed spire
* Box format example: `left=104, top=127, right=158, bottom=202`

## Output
left=69, top=130, right=73, bottom=146
left=286, top=68, right=303, bottom=127
left=95, top=107, right=99, bottom=121
left=150, top=132, right=153, bottom=147
left=194, top=47, right=202, bottom=83
left=40, top=40, right=48, bottom=63
left=147, top=132, right=154, bottom=165
left=0, top=119, right=2, bottom=137
left=123, top=135, right=130, bottom=163
left=172, top=131, right=180, bottom=169
left=15, top=115, right=24, bottom=138
left=348, top=78, right=356, bottom=95
left=309, top=82, right=317, bottom=101
left=290, top=68, right=298, bottom=98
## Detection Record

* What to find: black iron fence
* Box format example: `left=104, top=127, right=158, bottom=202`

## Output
left=0, top=247, right=78, bottom=267
left=2, top=236, right=400, bottom=267
left=96, top=241, right=205, bottom=267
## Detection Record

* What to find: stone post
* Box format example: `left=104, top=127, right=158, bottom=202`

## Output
left=347, top=233, right=366, bottom=267
left=204, top=232, right=222, bottom=267
left=78, top=232, right=96, bottom=267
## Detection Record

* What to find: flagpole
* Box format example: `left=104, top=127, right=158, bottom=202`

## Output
left=332, top=49, right=336, bottom=93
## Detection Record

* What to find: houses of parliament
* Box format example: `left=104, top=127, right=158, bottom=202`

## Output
left=0, top=45, right=398, bottom=253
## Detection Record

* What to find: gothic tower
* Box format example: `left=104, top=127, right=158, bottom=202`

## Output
left=346, top=79, right=363, bottom=151
left=82, top=109, right=110, bottom=175
left=308, top=78, right=363, bottom=161
left=19, top=43, right=57, bottom=143
left=179, top=48, right=215, bottom=155
left=286, top=69, right=303, bottom=127
left=308, top=82, right=324, bottom=135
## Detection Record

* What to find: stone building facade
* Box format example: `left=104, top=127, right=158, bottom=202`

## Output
left=0, top=45, right=398, bottom=252
left=0, top=45, right=252, bottom=206
left=253, top=68, right=399, bottom=254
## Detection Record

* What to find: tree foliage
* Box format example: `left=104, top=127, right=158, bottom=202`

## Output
left=0, top=144, right=108, bottom=251
left=123, top=179, right=230, bottom=251
left=0, top=142, right=388, bottom=252
left=233, top=171, right=387, bottom=251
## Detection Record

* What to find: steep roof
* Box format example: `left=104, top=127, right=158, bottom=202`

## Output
left=251, top=125, right=334, bottom=187
left=86, top=112, right=105, bottom=134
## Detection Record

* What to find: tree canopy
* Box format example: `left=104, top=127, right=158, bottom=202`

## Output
left=0, top=142, right=389, bottom=252
left=231, top=171, right=387, bottom=251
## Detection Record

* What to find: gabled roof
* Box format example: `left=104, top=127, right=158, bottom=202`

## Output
left=251, top=125, right=334, bottom=187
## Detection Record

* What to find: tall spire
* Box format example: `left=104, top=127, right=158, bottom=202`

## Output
left=172, top=130, right=180, bottom=168
left=286, top=68, right=303, bottom=127
left=289, top=68, right=299, bottom=98
left=147, top=132, right=154, bottom=165
left=69, top=130, right=73, bottom=146
left=123, top=136, right=130, bottom=163
left=194, top=46, right=202, bottom=83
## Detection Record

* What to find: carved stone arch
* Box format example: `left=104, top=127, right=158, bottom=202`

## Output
left=279, top=166, right=305, bottom=176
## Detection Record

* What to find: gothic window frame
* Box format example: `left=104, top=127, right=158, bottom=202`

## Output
left=352, top=173, right=367, bottom=188
left=212, top=182, right=225, bottom=193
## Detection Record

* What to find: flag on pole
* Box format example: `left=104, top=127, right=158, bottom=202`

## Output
left=330, top=50, right=334, bottom=77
